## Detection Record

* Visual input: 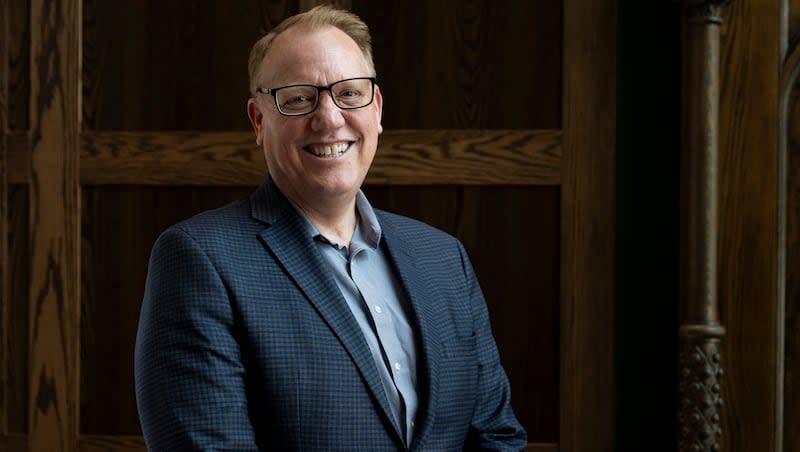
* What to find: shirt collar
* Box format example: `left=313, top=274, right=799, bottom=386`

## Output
left=288, top=190, right=382, bottom=250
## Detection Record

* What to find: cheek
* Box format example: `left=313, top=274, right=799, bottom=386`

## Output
left=264, top=121, right=304, bottom=152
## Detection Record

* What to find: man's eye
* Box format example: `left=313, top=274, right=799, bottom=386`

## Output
left=284, top=95, right=311, bottom=106
left=338, top=89, right=359, bottom=98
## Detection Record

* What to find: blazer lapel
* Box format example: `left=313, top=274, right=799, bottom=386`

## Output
left=378, top=214, right=445, bottom=451
left=250, top=179, right=404, bottom=442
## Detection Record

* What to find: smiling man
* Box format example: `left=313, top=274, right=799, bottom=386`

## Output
left=134, top=5, right=526, bottom=451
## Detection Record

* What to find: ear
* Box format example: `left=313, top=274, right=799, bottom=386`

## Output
left=374, top=85, right=384, bottom=135
left=247, top=98, right=264, bottom=145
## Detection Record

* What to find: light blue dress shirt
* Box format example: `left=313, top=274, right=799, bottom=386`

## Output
left=291, top=192, right=419, bottom=446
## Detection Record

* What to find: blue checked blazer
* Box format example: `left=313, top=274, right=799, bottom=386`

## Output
left=134, top=177, right=526, bottom=451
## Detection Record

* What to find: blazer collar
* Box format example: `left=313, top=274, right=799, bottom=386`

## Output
left=377, top=214, right=445, bottom=452
left=250, top=177, right=405, bottom=445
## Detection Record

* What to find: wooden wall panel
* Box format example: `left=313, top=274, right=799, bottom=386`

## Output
left=785, top=89, right=799, bottom=452
left=79, top=186, right=251, bottom=434
left=79, top=130, right=561, bottom=186
left=352, top=0, right=562, bottom=130
left=782, top=40, right=800, bottom=452
left=7, top=0, right=30, bottom=132
left=789, top=0, right=800, bottom=49
left=561, top=0, right=616, bottom=450
left=84, top=1, right=562, bottom=131
left=77, top=1, right=567, bottom=446
left=28, top=0, right=81, bottom=450
left=1, top=0, right=9, bottom=436
left=1, top=11, right=29, bottom=440
left=0, top=0, right=619, bottom=450
left=83, top=0, right=297, bottom=131
left=718, top=0, right=782, bottom=450
left=6, top=186, right=29, bottom=434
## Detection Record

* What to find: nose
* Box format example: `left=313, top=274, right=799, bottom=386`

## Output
left=310, top=91, right=346, bottom=131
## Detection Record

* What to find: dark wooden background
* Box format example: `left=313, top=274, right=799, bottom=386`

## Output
left=77, top=0, right=562, bottom=440
left=5, top=0, right=797, bottom=451
left=5, top=0, right=572, bottom=449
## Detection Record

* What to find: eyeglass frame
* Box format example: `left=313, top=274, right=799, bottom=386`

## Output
left=255, top=76, right=378, bottom=117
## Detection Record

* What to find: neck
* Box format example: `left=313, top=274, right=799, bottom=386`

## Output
left=272, top=176, right=361, bottom=246
left=295, top=192, right=359, bottom=247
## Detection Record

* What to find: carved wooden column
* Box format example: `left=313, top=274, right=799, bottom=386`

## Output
left=678, top=1, right=730, bottom=451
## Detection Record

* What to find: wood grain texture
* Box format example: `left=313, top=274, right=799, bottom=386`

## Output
left=6, top=131, right=27, bottom=184
left=717, top=0, right=782, bottom=450
left=80, top=130, right=561, bottom=186
left=77, top=435, right=145, bottom=452
left=83, top=0, right=298, bottom=131
left=83, top=1, right=560, bottom=130
left=6, top=0, right=29, bottom=131
left=781, top=38, right=800, bottom=452
left=353, top=0, right=561, bottom=130
left=789, top=0, right=800, bottom=54
left=561, top=0, right=616, bottom=451
left=7, top=186, right=29, bottom=434
left=2, top=129, right=561, bottom=186
left=28, top=0, right=81, bottom=450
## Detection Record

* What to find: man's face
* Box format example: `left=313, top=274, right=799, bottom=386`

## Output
left=247, top=26, right=383, bottom=209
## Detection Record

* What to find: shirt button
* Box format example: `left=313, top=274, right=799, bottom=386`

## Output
left=374, top=306, right=382, bottom=313
left=394, top=362, right=401, bottom=370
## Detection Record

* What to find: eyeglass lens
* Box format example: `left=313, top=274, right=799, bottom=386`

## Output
left=275, top=78, right=374, bottom=115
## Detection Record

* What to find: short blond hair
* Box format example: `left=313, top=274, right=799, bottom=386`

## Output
left=247, top=5, right=376, bottom=95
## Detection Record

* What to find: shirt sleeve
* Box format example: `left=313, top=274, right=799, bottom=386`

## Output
left=134, top=226, right=259, bottom=451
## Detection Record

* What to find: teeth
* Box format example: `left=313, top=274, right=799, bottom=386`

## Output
left=308, top=143, right=349, bottom=157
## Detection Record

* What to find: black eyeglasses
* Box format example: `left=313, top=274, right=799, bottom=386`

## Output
left=256, top=77, right=377, bottom=116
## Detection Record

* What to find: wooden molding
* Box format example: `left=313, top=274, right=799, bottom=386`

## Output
left=716, top=0, right=783, bottom=449
left=28, top=0, right=81, bottom=450
left=677, top=0, right=730, bottom=449
left=6, top=131, right=27, bottom=184
left=683, top=0, right=731, bottom=23
left=77, top=435, right=146, bottom=452
left=1, top=0, right=10, bottom=436
left=79, top=129, right=561, bottom=186
left=560, top=0, right=616, bottom=451
left=779, top=39, right=800, bottom=452
left=10, top=129, right=561, bottom=186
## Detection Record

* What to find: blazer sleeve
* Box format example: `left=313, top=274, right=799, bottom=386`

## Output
left=134, top=227, right=259, bottom=451
left=458, top=241, right=528, bottom=451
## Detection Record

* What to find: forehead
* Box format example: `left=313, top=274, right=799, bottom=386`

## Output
left=260, top=25, right=370, bottom=86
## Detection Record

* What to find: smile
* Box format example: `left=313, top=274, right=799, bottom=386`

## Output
left=304, top=142, right=352, bottom=158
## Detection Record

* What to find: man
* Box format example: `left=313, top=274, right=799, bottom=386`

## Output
left=134, top=5, right=526, bottom=451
